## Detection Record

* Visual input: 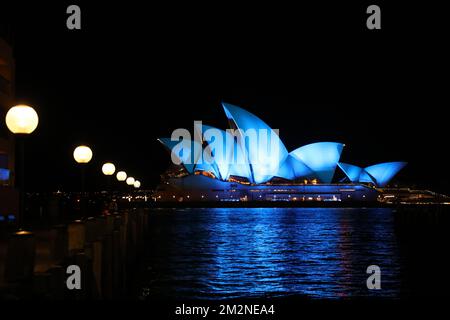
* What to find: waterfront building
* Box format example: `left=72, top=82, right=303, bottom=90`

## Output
left=155, top=103, right=406, bottom=203
left=0, top=37, right=18, bottom=217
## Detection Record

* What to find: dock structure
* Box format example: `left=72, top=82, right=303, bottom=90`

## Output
left=0, top=208, right=150, bottom=299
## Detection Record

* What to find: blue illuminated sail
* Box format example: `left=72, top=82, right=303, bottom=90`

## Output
left=364, top=162, right=407, bottom=187
left=337, top=162, right=363, bottom=183
left=158, top=103, right=407, bottom=187
left=158, top=138, right=202, bottom=174
left=358, top=170, right=376, bottom=184
left=276, top=155, right=314, bottom=180
left=222, top=103, right=288, bottom=183
left=338, top=161, right=407, bottom=187
left=290, top=142, right=344, bottom=183
left=200, top=125, right=247, bottom=181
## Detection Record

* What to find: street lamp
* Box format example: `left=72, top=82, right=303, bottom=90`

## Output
left=133, top=180, right=141, bottom=189
left=102, top=162, right=115, bottom=194
left=101, top=162, right=115, bottom=176
left=73, top=145, right=93, bottom=164
left=73, top=145, right=93, bottom=216
left=126, top=177, right=135, bottom=186
left=5, top=104, right=39, bottom=227
left=116, top=171, right=127, bottom=182
left=5, top=105, right=39, bottom=134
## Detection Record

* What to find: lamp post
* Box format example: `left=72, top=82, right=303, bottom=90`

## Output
left=101, top=162, right=116, bottom=211
left=101, top=162, right=116, bottom=191
left=126, top=176, right=135, bottom=196
left=73, top=145, right=93, bottom=216
left=133, top=180, right=141, bottom=202
left=116, top=170, right=127, bottom=196
left=125, top=177, right=136, bottom=203
left=5, top=104, right=39, bottom=228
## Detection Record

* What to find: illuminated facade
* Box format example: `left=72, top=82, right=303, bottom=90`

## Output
left=155, top=103, right=406, bottom=202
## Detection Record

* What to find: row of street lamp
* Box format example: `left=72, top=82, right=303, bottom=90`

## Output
left=103, top=163, right=141, bottom=188
left=5, top=104, right=142, bottom=226
left=73, top=145, right=142, bottom=190
left=102, top=161, right=141, bottom=189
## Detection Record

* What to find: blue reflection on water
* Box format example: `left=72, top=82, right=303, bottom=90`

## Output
left=143, top=208, right=400, bottom=300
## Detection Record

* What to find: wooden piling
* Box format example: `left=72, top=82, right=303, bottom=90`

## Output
left=91, top=240, right=103, bottom=298
left=112, top=230, right=121, bottom=297
left=1, top=205, right=150, bottom=300
left=49, top=225, right=68, bottom=263
left=68, top=220, right=86, bottom=255
left=101, top=233, right=113, bottom=299
left=4, top=231, right=36, bottom=284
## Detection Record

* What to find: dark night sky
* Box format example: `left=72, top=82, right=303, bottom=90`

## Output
left=1, top=2, right=449, bottom=193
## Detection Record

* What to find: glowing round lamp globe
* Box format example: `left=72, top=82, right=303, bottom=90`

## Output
left=73, top=145, right=93, bottom=164
left=102, top=162, right=116, bottom=175
left=5, top=105, right=39, bottom=134
left=133, top=180, right=141, bottom=188
left=126, top=177, right=135, bottom=185
left=116, top=171, right=127, bottom=181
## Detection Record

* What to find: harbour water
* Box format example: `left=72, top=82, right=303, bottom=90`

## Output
left=138, top=208, right=414, bottom=300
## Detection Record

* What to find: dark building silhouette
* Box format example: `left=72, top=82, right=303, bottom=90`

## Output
left=0, top=37, right=18, bottom=217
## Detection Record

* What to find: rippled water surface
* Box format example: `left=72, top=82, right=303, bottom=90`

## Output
left=141, top=208, right=402, bottom=299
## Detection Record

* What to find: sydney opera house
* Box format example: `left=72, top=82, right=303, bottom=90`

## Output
left=154, top=103, right=407, bottom=203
